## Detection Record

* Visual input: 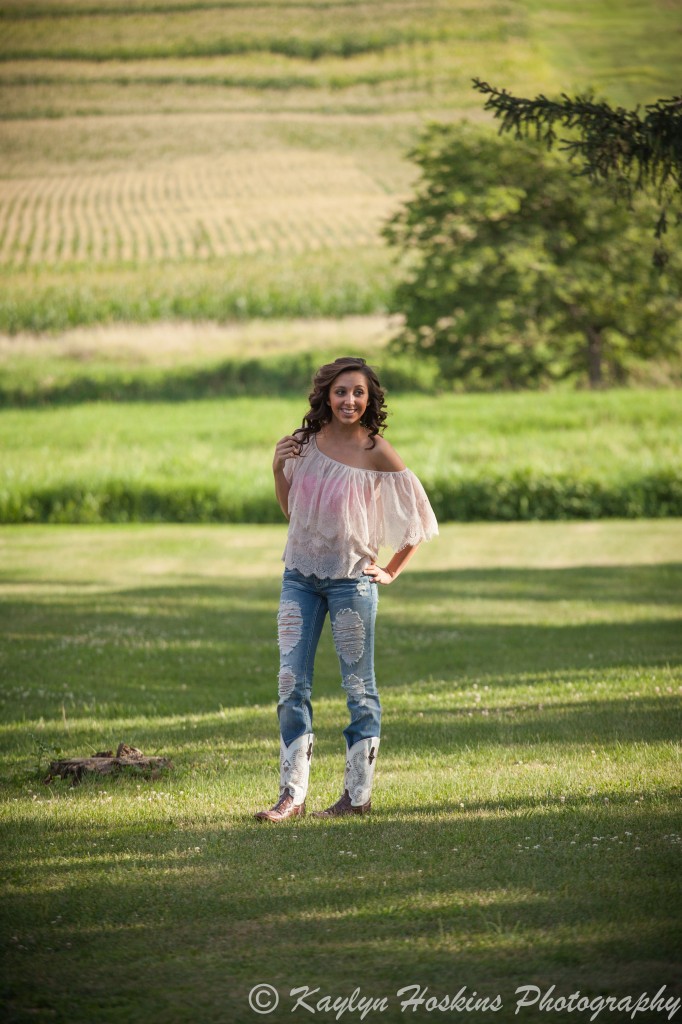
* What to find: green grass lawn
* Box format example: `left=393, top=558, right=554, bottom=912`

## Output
left=1, top=520, right=680, bottom=1023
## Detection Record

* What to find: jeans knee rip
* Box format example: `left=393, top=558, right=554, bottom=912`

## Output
left=332, top=607, right=365, bottom=666
left=278, top=667, right=297, bottom=699
left=278, top=599, right=303, bottom=656
left=343, top=673, right=366, bottom=704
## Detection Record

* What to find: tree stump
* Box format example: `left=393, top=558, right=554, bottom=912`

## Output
left=43, top=743, right=173, bottom=785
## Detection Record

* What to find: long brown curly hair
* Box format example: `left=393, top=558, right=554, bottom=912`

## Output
left=294, top=356, right=387, bottom=450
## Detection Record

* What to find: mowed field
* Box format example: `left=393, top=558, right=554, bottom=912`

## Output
left=1, top=521, right=681, bottom=1023
left=1, top=0, right=681, bottom=331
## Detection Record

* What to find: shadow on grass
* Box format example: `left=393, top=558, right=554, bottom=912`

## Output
left=0, top=353, right=434, bottom=407
left=10, top=694, right=676, bottom=757
left=2, top=552, right=680, bottom=1019
left=1, top=565, right=680, bottom=724
left=0, top=354, right=325, bottom=408
left=405, top=564, right=682, bottom=606
left=1, top=803, right=680, bottom=1024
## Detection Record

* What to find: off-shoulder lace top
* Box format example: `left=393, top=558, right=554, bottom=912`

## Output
left=282, top=434, right=438, bottom=579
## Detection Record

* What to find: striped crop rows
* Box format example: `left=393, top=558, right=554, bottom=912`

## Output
left=0, top=152, right=397, bottom=267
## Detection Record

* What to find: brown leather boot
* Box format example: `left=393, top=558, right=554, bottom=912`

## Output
left=312, top=789, right=370, bottom=817
left=255, top=790, right=305, bottom=822
left=254, top=732, right=314, bottom=822
left=312, top=737, right=379, bottom=817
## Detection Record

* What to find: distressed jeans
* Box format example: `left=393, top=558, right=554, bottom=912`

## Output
left=277, top=567, right=381, bottom=748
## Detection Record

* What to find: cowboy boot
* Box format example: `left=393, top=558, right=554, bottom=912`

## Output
left=255, top=732, right=314, bottom=822
left=313, top=737, right=380, bottom=817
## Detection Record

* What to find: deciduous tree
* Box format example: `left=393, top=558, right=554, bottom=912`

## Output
left=383, top=124, right=681, bottom=388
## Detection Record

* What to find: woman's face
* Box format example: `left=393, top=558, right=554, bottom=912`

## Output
left=327, top=370, right=370, bottom=427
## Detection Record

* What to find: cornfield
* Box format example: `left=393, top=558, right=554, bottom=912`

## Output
left=0, top=152, right=398, bottom=268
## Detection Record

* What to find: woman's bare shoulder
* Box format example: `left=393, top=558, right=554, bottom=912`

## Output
left=367, top=435, right=407, bottom=472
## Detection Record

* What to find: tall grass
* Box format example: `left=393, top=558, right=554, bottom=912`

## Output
left=0, top=250, right=395, bottom=333
left=1, top=390, right=680, bottom=523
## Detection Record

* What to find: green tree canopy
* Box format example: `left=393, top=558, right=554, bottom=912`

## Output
left=383, top=124, right=682, bottom=389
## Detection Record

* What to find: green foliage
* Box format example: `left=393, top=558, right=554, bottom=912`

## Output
left=28, top=733, right=62, bottom=777
left=472, top=81, right=682, bottom=268
left=3, top=469, right=680, bottom=525
left=429, top=469, right=682, bottom=522
left=0, top=481, right=280, bottom=525
left=384, top=123, right=682, bottom=388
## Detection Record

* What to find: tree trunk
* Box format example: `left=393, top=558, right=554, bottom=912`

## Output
left=585, top=324, right=603, bottom=388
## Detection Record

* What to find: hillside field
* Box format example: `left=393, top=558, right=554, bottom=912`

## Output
left=1, top=0, right=681, bottom=331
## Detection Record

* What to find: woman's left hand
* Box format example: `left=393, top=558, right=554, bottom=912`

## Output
left=363, top=563, right=395, bottom=586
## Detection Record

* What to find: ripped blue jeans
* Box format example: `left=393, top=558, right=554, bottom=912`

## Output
left=277, top=567, right=381, bottom=748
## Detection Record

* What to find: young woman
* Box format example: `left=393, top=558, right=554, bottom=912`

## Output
left=255, top=356, right=438, bottom=822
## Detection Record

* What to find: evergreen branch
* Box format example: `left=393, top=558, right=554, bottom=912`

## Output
left=472, top=79, right=682, bottom=195
left=472, top=80, right=682, bottom=268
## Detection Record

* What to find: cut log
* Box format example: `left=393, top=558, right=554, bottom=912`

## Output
left=44, top=744, right=173, bottom=785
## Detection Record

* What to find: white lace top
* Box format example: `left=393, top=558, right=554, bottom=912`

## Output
left=282, top=434, right=438, bottom=579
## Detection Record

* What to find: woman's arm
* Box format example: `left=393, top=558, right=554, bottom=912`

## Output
left=273, top=468, right=291, bottom=521
left=273, top=434, right=300, bottom=521
left=364, top=438, right=425, bottom=583
left=363, top=543, right=421, bottom=585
